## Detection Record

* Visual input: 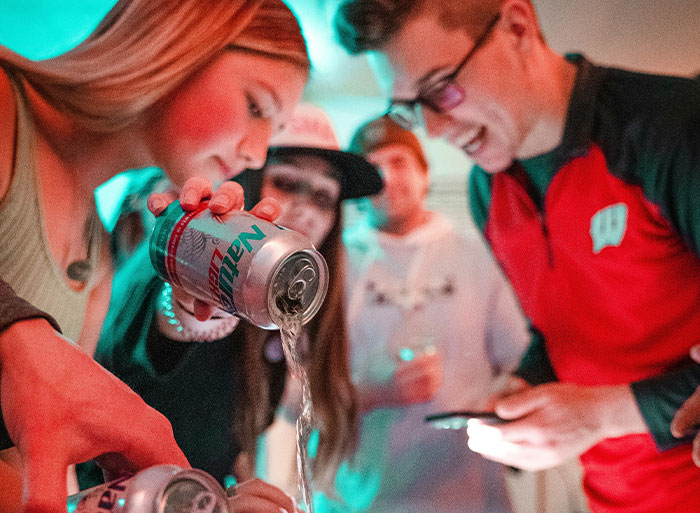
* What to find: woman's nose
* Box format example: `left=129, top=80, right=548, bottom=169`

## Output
left=288, top=199, right=318, bottom=221
left=238, top=120, right=273, bottom=170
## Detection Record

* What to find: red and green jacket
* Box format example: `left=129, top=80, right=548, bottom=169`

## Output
left=469, top=55, right=700, bottom=513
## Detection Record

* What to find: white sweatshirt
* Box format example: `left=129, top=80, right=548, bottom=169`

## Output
left=330, top=211, right=529, bottom=513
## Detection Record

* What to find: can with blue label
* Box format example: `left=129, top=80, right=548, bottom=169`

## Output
left=149, top=201, right=328, bottom=329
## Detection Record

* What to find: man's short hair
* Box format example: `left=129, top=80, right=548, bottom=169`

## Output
left=349, top=114, right=429, bottom=171
left=334, top=0, right=505, bottom=54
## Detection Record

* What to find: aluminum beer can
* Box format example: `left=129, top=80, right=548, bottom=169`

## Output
left=67, top=465, right=228, bottom=513
left=149, top=201, right=328, bottom=329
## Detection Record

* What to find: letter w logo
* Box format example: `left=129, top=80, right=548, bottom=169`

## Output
left=590, top=203, right=628, bottom=254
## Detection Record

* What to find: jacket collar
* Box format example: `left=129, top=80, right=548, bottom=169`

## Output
left=556, top=54, right=607, bottom=163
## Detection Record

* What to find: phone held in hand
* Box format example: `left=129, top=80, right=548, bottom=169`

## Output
left=424, top=410, right=507, bottom=430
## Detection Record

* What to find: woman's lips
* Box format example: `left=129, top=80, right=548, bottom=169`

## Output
left=215, top=157, right=242, bottom=181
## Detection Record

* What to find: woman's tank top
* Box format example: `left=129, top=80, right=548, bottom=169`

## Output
left=0, top=71, right=102, bottom=343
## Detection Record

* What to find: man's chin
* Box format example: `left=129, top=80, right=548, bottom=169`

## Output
left=472, top=152, right=513, bottom=174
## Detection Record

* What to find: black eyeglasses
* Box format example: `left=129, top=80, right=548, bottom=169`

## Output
left=387, top=14, right=501, bottom=130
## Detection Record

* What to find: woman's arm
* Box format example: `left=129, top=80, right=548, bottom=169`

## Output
left=0, top=455, right=21, bottom=513
left=0, top=68, right=16, bottom=202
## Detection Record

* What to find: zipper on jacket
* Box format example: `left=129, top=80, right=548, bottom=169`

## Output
left=511, top=163, right=554, bottom=267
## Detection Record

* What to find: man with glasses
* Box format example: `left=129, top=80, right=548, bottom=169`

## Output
left=334, top=1, right=700, bottom=512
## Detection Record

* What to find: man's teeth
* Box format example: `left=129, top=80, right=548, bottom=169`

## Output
left=460, top=127, right=484, bottom=153
left=462, top=127, right=484, bottom=154
left=466, top=138, right=482, bottom=154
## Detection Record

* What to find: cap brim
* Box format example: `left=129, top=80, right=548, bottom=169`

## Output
left=267, top=146, right=383, bottom=200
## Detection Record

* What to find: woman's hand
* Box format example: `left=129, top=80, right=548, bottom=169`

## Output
left=147, top=176, right=281, bottom=321
left=227, top=478, right=302, bottom=513
left=671, top=344, right=700, bottom=466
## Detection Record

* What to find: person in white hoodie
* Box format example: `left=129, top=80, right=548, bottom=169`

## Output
left=320, top=114, right=529, bottom=513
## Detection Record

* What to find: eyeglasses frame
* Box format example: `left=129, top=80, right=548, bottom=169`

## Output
left=387, top=13, right=502, bottom=129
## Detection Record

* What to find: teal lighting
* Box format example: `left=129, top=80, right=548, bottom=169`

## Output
left=94, top=172, right=131, bottom=233
left=284, top=0, right=342, bottom=79
left=307, top=428, right=320, bottom=458
left=0, top=1, right=116, bottom=60
left=399, top=347, right=416, bottom=362
left=223, top=474, right=238, bottom=491
left=117, top=498, right=126, bottom=508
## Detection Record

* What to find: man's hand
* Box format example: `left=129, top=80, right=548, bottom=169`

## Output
left=147, top=176, right=281, bottom=322
left=0, top=318, right=189, bottom=513
left=671, top=344, right=700, bottom=466
left=467, top=382, right=646, bottom=471
left=359, top=352, right=443, bottom=412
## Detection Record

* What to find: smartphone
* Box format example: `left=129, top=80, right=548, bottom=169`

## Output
left=424, top=410, right=507, bottom=430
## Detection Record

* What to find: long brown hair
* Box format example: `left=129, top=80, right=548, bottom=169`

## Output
left=305, top=202, right=359, bottom=490
left=233, top=167, right=359, bottom=488
left=0, top=0, right=309, bottom=132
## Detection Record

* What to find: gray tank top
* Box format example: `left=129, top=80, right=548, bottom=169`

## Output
left=0, top=72, right=102, bottom=343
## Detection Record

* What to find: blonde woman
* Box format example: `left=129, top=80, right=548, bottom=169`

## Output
left=0, top=1, right=309, bottom=512
left=79, top=103, right=381, bottom=503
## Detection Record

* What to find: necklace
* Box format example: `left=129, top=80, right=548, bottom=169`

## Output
left=157, top=282, right=239, bottom=342
left=159, top=282, right=185, bottom=334
left=66, top=210, right=98, bottom=283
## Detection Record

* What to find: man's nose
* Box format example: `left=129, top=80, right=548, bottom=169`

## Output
left=422, top=107, right=452, bottom=139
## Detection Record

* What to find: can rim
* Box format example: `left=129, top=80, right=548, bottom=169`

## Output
left=156, top=468, right=228, bottom=513
left=267, top=248, right=329, bottom=327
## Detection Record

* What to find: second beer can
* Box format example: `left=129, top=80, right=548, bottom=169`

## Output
left=149, top=201, right=328, bottom=329
left=67, top=465, right=228, bottom=513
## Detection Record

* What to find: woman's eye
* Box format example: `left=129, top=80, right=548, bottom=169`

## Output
left=246, top=94, right=264, bottom=118
left=312, top=191, right=338, bottom=210
left=272, top=176, right=301, bottom=193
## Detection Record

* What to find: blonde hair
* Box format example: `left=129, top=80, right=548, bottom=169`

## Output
left=0, top=0, right=309, bottom=132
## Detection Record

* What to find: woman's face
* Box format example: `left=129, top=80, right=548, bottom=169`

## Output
left=261, top=155, right=341, bottom=247
left=144, top=50, right=307, bottom=188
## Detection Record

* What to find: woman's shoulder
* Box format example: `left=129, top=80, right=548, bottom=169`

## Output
left=0, top=68, right=17, bottom=201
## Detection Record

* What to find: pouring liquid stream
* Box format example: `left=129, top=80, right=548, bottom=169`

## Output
left=277, top=297, right=315, bottom=513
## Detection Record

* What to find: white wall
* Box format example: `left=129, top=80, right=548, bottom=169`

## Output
left=537, top=0, right=700, bottom=77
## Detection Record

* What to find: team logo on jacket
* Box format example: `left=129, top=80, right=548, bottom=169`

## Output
left=590, top=203, right=628, bottom=253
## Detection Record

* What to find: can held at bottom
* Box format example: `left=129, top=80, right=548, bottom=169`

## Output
left=67, top=465, right=228, bottom=513
left=149, top=201, right=328, bottom=329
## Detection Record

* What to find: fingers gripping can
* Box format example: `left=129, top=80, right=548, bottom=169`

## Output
left=149, top=201, right=328, bottom=329
left=67, top=465, right=228, bottom=513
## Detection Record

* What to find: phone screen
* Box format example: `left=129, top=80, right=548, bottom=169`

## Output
left=424, top=410, right=507, bottom=430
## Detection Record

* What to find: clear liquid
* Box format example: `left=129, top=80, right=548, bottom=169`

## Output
left=278, top=312, right=315, bottom=513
